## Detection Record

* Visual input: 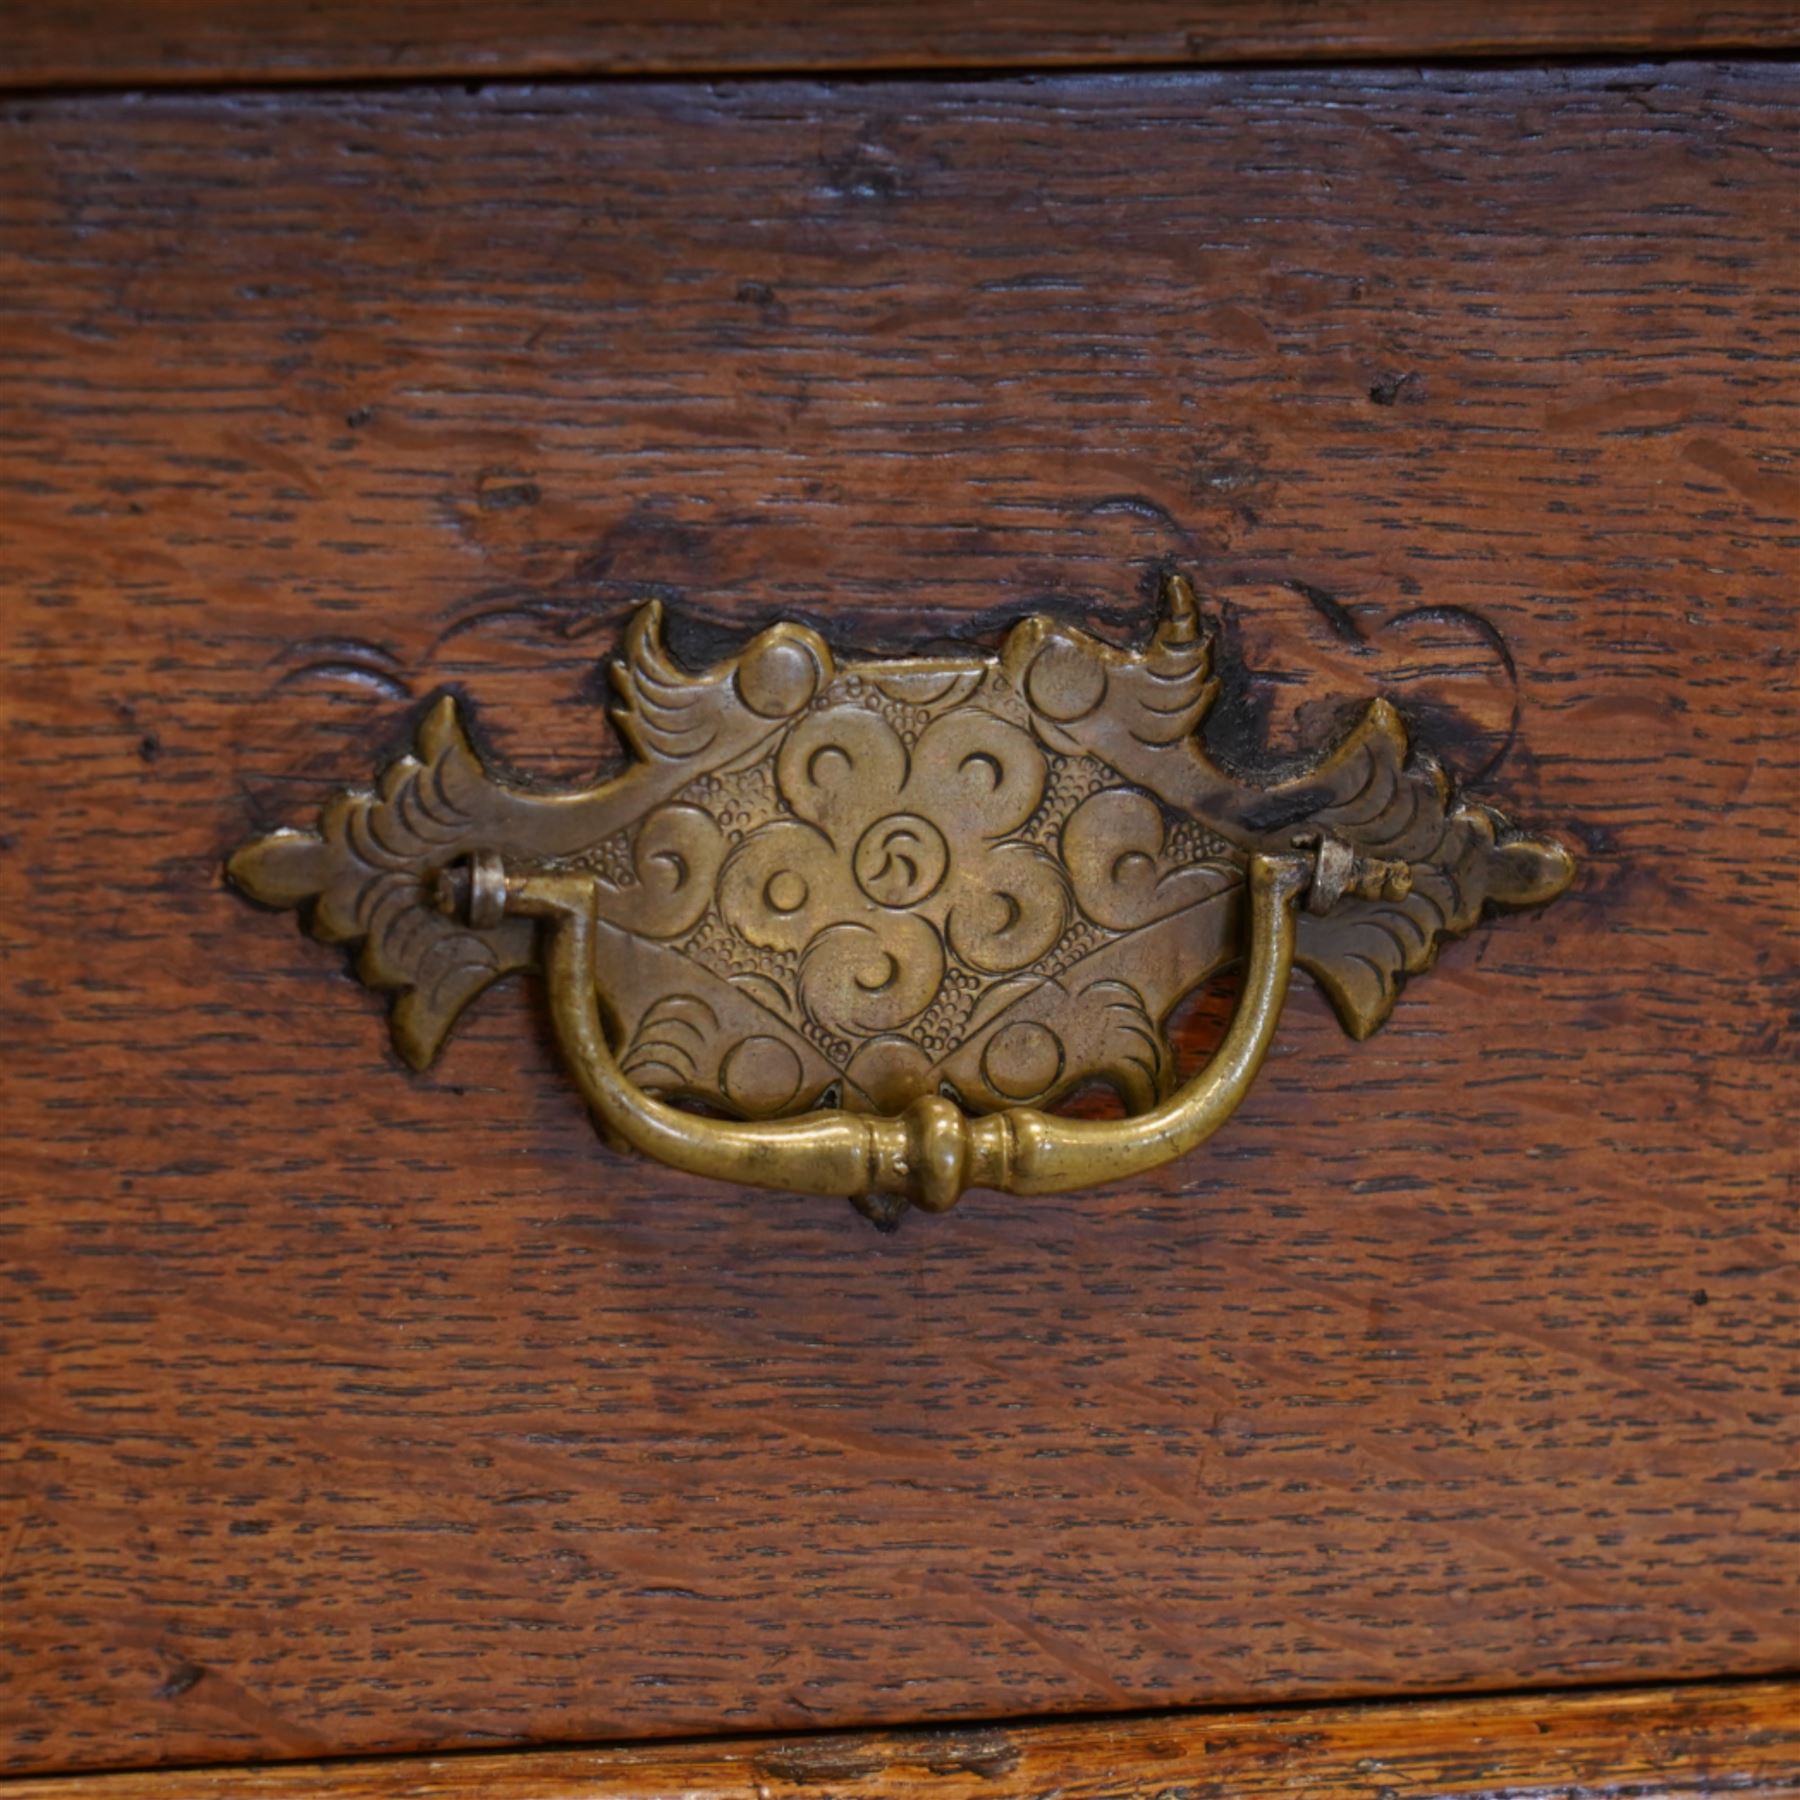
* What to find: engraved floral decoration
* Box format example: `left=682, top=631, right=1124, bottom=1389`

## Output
left=229, top=573, right=1575, bottom=1164
left=716, top=704, right=1070, bottom=1044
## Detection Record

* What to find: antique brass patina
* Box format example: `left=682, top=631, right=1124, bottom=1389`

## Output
left=230, top=576, right=1572, bottom=1222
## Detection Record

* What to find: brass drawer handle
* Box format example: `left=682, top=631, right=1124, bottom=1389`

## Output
left=230, top=575, right=1572, bottom=1223
left=442, top=847, right=1306, bottom=1215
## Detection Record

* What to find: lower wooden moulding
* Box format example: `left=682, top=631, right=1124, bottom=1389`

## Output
left=7, top=1681, right=1796, bottom=1800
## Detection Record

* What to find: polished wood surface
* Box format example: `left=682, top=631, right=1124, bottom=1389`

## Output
left=8, top=1684, right=1800, bottom=1800
left=2, top=59, right=1796, bottom=1774
left=3, top=0, right=1799, bottom=89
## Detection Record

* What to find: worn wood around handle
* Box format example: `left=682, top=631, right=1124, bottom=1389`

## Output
left=1, top=59, right=1796, bottom=1776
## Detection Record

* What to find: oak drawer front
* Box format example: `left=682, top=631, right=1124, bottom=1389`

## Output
left=2, top=63, right=1794, bottom=1773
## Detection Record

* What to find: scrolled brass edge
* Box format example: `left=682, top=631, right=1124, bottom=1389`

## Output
left=228, top=571, right=1573, bottom=1218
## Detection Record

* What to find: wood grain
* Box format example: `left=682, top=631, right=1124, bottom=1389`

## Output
left=7, top=1682, right=1800, bottom=1800
left=2, top=0, right=1800, bottom=91
left=0, top=60, right=1796, bottom=1775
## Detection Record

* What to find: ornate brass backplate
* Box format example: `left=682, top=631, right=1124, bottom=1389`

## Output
left=230, top=576, right=1571, bottom=1223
